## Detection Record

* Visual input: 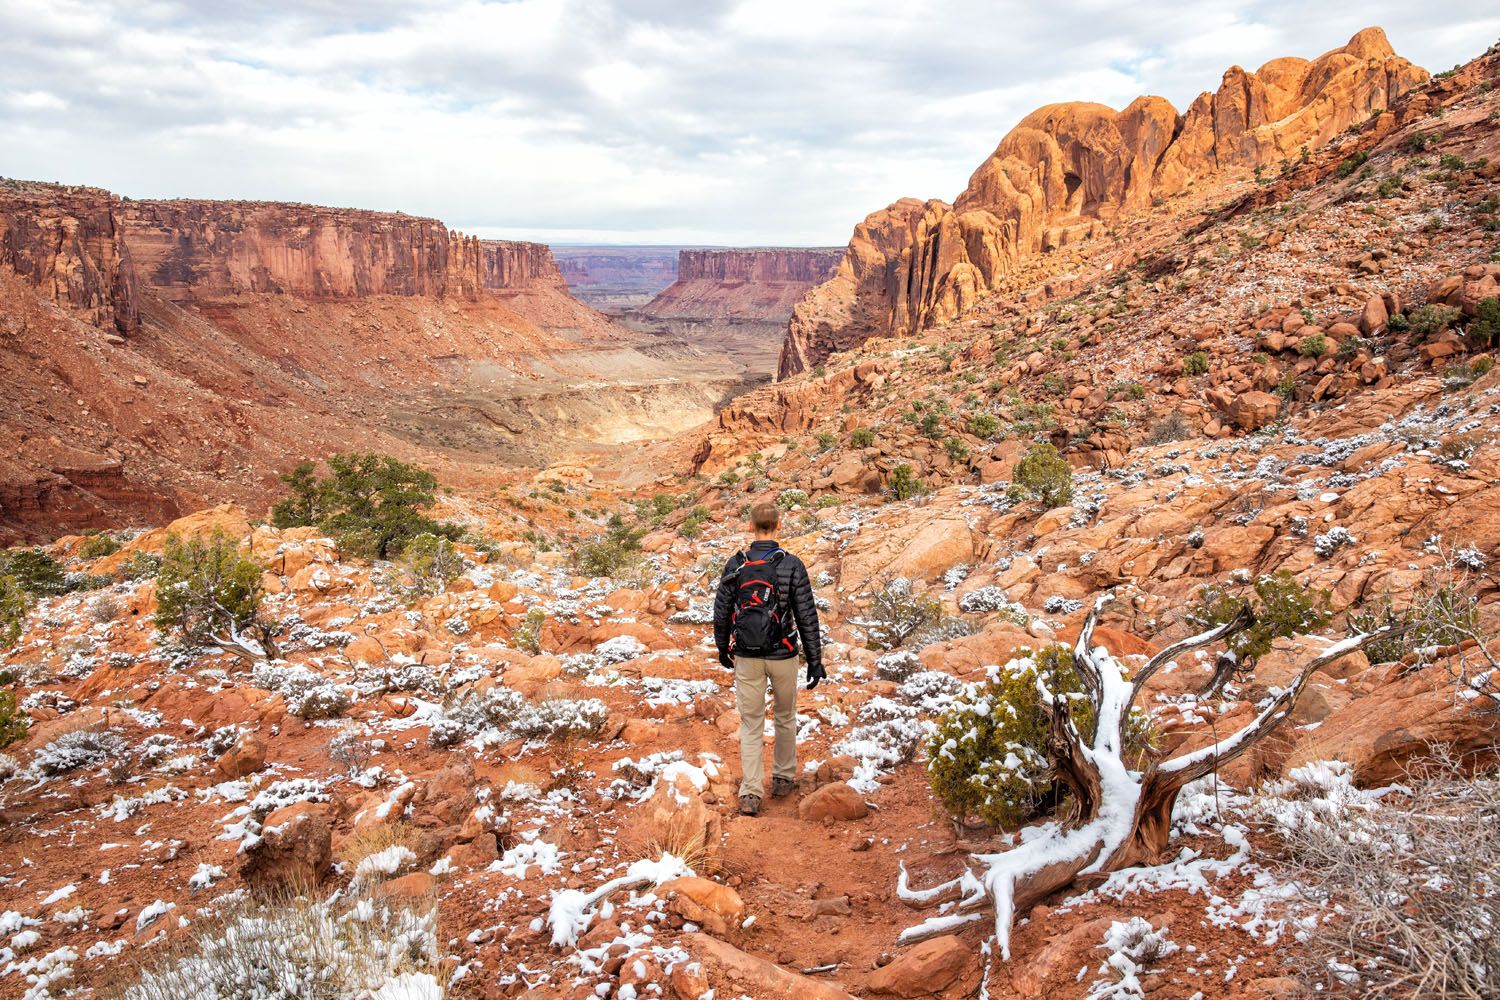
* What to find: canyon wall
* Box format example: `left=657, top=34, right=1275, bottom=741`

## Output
left=119, top=199, right=565, bottom=302
left=552, top=246, right=681, bottom=309
left=0, top=180, right=140, bottom=335
left=641, top=247, right=842, bottom=322
left=779, top=26, right=1428, bottom=378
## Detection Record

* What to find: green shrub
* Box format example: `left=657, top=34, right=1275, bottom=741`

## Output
left=1187, top=570, right=1332, bottom=667
left=1006, top=443, right=1074, bottom=510
left=926, top=646, right=1154, bottom=827
left=967, top=413, right=1000, bottom=439
left=887, top=464, right=928, bottom=502
left=1182, top=351, right=1210, bottom=376
left=271, top=453, right=457, bottom=560
left=850, top=427, right=876, bottom=448
left=154, top=532, right=273, bottom=652
left=943, top=437, right=970, bottom=462
left=0, top=575, right=28, bottom=649
left=1410, top=304, right=1462, bottom=336
left=570, top=515, right=645, bottom=578
left=1337, top=336, right=1367, bottom=359
left=815, top=495, right=841, bottom=510
left=816, top=431, right=837, bottom=451
left=514, top=607, right=546, bottom=655
left=1275, top=372, right=1299, bottom=399
left=115, top=551, right=162, bottom=582
left=777, top=489, right=810, bottom=510
left=398, top=533, right=464, bottom=596
left=918, top=412, right=943, bottom=439
left=0, top=549, right=70, bottom=596
left=0, top=689, right=27, bottom=749
left=1298, top=333, right=1329, bottom=358
left=1335, top=151, right=1369, bottom=178
left=77, top=533, right=122, bottom=560
left=680, top=505, right=710, bottom=539
left=1470, top=297, right=1500, bottom=349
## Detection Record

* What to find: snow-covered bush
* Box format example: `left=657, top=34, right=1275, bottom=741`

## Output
left=428, top=686, right=606, bottom=748
left=957, top=585, right=1022, bottom=617
left=0, top=752, right=19, bottom=780
left=851, top=578, right=942, bottom=650
left=252, top=662, right=352, bottom=719
left=1086, top=917, right=1179, bottom=1000
left=120, top=894, right=444, bottom=1000
left=1313, top=526, right=1357, bottom=557
left=593, top=634, right=644, bottom=665
left=1278, top=760, right=1500, bottom=996
left=1042, top=595, right=1083, bottom=615
left=875, top=650, right=921, bottom=681
left=925, top=647, right=1154, bottom=827
left=34, top=728, right=128, bottom=776
left=897, top=670, right=962, bottom=712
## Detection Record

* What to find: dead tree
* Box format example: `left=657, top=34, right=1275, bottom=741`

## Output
left=897, top=593, right=1393, bottom=959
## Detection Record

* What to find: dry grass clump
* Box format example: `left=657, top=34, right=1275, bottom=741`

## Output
left=1279, top=755, right=1500, bottom=998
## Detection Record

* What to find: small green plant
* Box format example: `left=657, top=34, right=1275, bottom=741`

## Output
left=116, top=551, right=163, bottom=581
left=919, top=412, right=943, bottom=439
left=1337, top=336, right=1367, bottom=360
left=967, top=413, right=1000, bottom=439
left=850, top=427, right=876, bottom=448
left=777, top=489, right=810, bottom=510
left=649, top=493, right=677, bottom=520
left=1470, top=297, right=1500, bottom=349
left=1275, top=372, right=1299, bottom=399
left=0, top=549, right=70, bottom=596
left=680, top=505, right=710, bottom=539
left=154, top=531, right=275, bottom=653
left=887, top=464, right=928, bottom=502
left=398, top=533, right=464, bottom=596
left=1410, top=304, right=1462, bottom=336
left=1187, top=570, right=1332, bottom=670
left=77, top=533, right=122, bottom=560
left=1181, top=351, right=1210, bottom=376
left=943, top=436, right=970, bottom=462
left=514, top=607, right=546, bottom=654
left=1006, top=443, right=1074, bottom=510
left=1298, top=333, right=1329, bottom=358
left=1387, top=312, right=1411, bottom=333
left=926, top=646, right=1154, bottom=827
left=1335, top=151, right=1369, bottom=178
left=0, top=575, right=28, bottom=650
left=570, top=515, right=646, bottom=578
left=816, top=431, right=837, bottom=451
left=0, top=689, right=28, bottom=749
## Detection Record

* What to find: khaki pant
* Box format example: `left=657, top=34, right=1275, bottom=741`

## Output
left=734, top=655, right=799, bottom=799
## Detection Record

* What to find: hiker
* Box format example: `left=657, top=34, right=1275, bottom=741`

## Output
left=713, top=502, right=826, bottom=816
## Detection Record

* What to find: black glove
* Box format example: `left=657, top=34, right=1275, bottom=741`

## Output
left=806, top=661, right=827, bottom=690
left=718, top=651, right=734, bottom=671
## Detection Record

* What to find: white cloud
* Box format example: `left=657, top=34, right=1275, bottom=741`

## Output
left=1, top=1, right=1495, bottom=245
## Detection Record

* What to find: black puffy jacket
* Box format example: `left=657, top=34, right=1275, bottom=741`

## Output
left=713, top=540, right=822, bottom=667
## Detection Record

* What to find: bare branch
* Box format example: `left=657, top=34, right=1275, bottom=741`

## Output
left=1128, top=602, right=1253, bottom=712
left=1160, top=627, right=1395, bottom=783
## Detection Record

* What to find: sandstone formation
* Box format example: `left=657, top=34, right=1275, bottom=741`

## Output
left=640, top=248, right=843, bottom=323
left=779, top=27, right=1428, bottom=378
left=0, top=180, right=140, bottom=335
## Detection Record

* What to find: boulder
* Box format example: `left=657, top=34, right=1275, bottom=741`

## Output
left=683, top=933, right=858, bottom=1000
left=1225, top=390, right=1280, bottom=431
left=242, top=801, right=333, bottom=887
left=214, top=732, right=266, bottom=780
left=797, top=782, right=868, bottom=822
left=866, top=935, right=979, bottom=997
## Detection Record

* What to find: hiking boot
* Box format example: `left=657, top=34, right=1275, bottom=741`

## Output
left=738, top=795, right=761, bottom=816
left=771, top=777, right=796, bottom=798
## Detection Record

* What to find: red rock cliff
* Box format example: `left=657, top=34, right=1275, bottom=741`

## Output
left=779, top=26, right=1427, bottom=378
left=641, top=247, right=842, bottom=322
left=119, top=199, right=564, bottom=302
left=0, top=180, right=140, bottom=335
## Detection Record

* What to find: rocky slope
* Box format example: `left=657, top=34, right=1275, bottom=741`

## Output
left=780, top=26, right=1429, bottom=378
left=0, top=188, right=751, bottom=542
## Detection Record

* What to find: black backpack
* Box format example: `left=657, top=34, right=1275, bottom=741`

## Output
left=728, top=549, right=797, bottom=657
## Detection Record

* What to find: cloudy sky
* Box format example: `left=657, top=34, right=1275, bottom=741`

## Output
left=2, top=2, right=1496, bottom=245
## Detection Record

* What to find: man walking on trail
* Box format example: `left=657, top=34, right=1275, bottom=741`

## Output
left=713, top=502, right=826, bottom=817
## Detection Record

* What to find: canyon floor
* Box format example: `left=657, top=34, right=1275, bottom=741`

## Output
left=2, top=32, right=1500, bottom=1000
